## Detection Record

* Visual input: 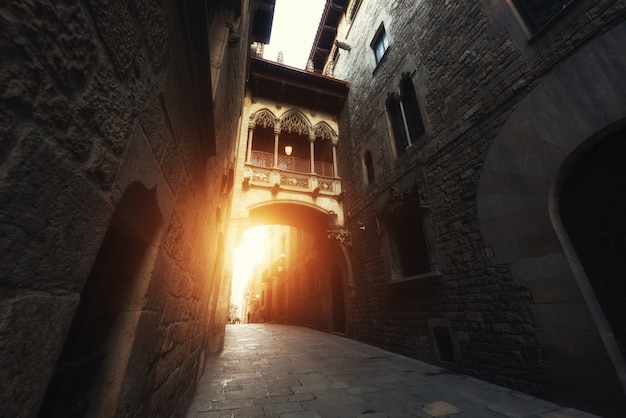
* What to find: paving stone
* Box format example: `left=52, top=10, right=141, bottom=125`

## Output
left=540, top=409, right=602, bottom=418
left=186, top=325, right=600, bottom=418
left=280, top=411, right=323, bottom=418
left=263, top=401, right=303, bottom=415
left=422, top=400, right=463, bottom=416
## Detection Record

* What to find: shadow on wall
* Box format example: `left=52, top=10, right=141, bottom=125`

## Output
left=39, top=182, right=162, bottom=417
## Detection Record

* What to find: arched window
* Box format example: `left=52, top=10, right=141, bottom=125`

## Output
left=249, top=109, right=276, bottom=168
left=314, top=122, right=336, bottom=177
left=278, top=111, right=311, bottom=173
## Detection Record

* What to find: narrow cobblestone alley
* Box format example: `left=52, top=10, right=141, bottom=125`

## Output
left=186, top=325, right=599, bottom=418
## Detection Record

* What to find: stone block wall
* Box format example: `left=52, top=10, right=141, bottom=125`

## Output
left=333, top=0, right=626, bottom=414
left=0, top=1, right=249, bottom=416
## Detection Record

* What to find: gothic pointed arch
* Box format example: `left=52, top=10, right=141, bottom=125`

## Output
left=476, top=24, right=626, bottom=410
left=313, top=121, right=337, bottom=177
left=251, top=108, right=277, bottom=129
left=314, top=121, right=337, bottom=144
left=278, top=109, right=312, bottom=136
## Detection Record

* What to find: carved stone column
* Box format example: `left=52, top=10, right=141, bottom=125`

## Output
left=273, top=126, right=280, bottom=168
left=246, top=126, right=254, bottom=164
left=309, top=135, right=316, bottom=174
left=332, top=141, right=338, bottom=177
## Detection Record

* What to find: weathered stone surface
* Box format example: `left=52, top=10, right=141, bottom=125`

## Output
left=1, top=0, right=249, bottom=416
left=0, top=135, right=112, bottom=292
left=78, top=63, right=133, bottom=155
left=89, top=0, right=140, bottom=77
left=332, top=0, right=626, bottom=414
left=135, top=0, right=171, bottom=69
left=0, top=293, right=79, bottom=418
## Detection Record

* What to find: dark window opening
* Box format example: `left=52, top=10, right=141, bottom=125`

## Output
left=386, top=76, right=425, bottom=156
left=513, top=0, right=576, bottom=33
left=390, top=213, right=430, bottom=277
left=433, top=326, right=455, bottom=363
left=250, top=125, right=274, bottom=167
left=314, top=138, right=334, bottom=177
left=400, top=76, right=425, bottom=142
left=371, top=26, right=389, bottom=64
left=387, top=95, right=409, bottom=155
left=560, top=125, right=626, bottom=358
left=364, top=150, right=375, bottom=184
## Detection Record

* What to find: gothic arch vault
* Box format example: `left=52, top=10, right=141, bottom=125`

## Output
left=244, top=201, right=354, bottom=335
left=477, top=22, right=626, bottom=408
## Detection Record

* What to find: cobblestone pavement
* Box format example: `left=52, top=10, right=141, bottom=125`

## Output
left=186, top=324, right=599, bottom=418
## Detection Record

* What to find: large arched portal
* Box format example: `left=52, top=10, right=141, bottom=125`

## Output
left=233, top=202, right=352, bottom=335
left=559, top=126, right=626, bottom=360
left=476, top=23, right=626, bottom=414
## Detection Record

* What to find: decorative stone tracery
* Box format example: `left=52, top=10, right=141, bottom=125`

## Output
left=251, top=109, right=276, bottom=128
left=314, top=122, right=337, bottom=142
left=279, top=111, right=310, bottom=135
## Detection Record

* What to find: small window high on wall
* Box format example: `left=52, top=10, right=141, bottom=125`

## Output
left=371, top=24, right=389, bottom=65
left=512, top=0, right=576, bottom=33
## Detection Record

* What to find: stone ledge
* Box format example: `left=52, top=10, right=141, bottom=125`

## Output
left=387, top=271, right=443, bottom=286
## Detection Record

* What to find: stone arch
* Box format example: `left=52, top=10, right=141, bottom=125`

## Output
left=278, top=109, right=312, bottom=136
left=245, top=200, right=354, bottom=335
left=272, top=109, right=312, bottom=166
left=477, top=23, right=626, bottom=408
left=247, top=200, right=331, bottom=233
left=556, top=124, right=626, bottom=359
left=314, top=121, right=337, bottom=144
left=250, top=108, right=277, bottom=129
left=313, top=121, right=337, bottom=177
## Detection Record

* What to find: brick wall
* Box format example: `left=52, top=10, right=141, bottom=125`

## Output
left=0, top=1, right=249, bottom=416
left=333, top=0, right=626, bottom=413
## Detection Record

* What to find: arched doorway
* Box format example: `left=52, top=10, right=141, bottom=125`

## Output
left=476, top=24, right=626, bottom=414
left=39, top=183, right=162, bottom=417
left=560, top=126, right=626, bottom=359
left=330, top=265, right=346, bottom=334
left=232, top=202, right=352, bottom=334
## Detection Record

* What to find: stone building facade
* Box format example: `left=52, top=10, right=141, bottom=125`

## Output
left=311, top=0, right=626, bottom=415
left=0, top=0, right=274, bottom=416
left=223, top=55, right=352, bottom=336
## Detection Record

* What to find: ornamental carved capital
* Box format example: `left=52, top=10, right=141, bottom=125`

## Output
left=327, top=226, right=351, bottom=246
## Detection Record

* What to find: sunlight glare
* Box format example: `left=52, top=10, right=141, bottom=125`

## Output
left=230, top=226, right=270, bottom=316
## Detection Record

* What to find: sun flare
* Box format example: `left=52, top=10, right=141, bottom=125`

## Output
left=230, top=226, right=271, bottom=315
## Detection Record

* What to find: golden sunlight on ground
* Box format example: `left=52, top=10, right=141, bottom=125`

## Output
left=230, top=226, right=270, bottom=320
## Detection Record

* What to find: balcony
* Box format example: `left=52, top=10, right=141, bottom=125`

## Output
left=245, top=150, right=341, bottom=196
